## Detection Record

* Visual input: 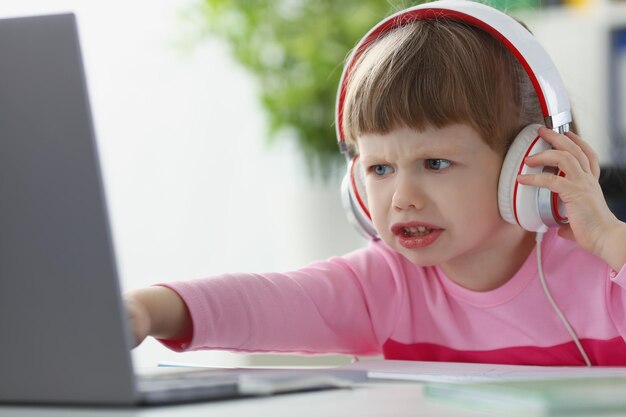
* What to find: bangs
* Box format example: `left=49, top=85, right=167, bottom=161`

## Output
left=342, top=19, right=531, bottom=154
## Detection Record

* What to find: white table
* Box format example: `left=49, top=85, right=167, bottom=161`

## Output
left=4, top=360, right=626, bottom=417
left=0, top=381, right=495, bottom=417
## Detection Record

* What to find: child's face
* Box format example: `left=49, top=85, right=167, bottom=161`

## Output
left=358, top=123, right=514, bottom=268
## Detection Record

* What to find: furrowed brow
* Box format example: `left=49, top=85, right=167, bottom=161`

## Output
left=410, top=146, right=466, bottom=157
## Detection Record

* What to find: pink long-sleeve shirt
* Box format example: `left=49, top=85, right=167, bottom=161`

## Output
left=160, top=228, right=626, bottom=365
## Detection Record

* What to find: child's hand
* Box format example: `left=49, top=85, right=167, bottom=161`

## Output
left=517, top=127, right=626, bottom=271
left=124, top=295, right=152, bottom=348
left=123, top=287, right=193, bottom=349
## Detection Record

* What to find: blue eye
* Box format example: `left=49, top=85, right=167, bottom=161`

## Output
left=371, top=165, right=393, bottom=176
left=426, top=159, right=451, bottom=171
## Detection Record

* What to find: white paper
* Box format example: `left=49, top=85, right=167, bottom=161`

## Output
left=341, top=359, right=626, bottom=382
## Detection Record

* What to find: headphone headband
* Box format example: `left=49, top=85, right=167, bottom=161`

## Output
left=335, top=0, right=571, bottom=152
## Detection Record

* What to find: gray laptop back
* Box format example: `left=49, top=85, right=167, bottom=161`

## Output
left=0, top=14, right=138, bottom=405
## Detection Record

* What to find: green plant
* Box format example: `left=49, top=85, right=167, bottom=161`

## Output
left=196, top=0, right=536, bottom=176
left=196, top=0, right=407, bottom=175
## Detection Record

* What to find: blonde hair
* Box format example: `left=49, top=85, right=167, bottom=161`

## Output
left=341, top=18, right=543, bottom=155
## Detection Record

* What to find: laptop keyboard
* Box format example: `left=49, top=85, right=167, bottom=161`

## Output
left=136, top=367, right=364, bottom=405
left=137, top=368, right=244, bottom=404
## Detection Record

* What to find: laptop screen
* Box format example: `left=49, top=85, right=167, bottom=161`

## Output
left=0, top=13, right=137, bottom=405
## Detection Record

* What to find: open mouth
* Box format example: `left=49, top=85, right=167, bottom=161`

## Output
left=401, top=226, right=433, bottom=237
left=392, top=222, right=443, bottom=249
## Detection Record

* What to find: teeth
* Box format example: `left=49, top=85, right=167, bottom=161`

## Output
left=403, top=226, right=432, bottom=237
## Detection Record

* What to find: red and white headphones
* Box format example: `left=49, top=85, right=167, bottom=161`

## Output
left=335, top=0, right=571, bottom=239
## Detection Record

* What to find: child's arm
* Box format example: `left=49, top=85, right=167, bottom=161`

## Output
left=517, top=127, right=626, bottom=271
left=121, top=246, right=398, bottom=356
left=123, top=287, right=192, bottom=348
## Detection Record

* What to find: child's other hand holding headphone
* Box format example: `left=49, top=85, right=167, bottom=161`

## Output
left=517, top=126, right=626, bottom=272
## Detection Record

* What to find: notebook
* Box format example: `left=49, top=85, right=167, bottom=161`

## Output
left=0, top=12, right=358, bottom=406
left=424, top=377, right=626, bottom=415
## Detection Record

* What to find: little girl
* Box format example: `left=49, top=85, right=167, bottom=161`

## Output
left=125, top=1, right=626, bottom=366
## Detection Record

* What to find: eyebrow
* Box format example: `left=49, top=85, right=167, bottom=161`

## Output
left=360, top=147, right=467, bottom=163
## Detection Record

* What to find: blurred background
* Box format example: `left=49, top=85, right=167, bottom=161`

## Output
left=1, top=0, right=625, bottom=369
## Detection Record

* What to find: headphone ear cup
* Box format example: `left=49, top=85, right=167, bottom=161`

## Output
left=340, top=156, right=378, bottom=239
left=498, top=123, right=552, bottom=232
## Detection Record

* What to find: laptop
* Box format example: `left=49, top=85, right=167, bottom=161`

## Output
left=0, top=13, right=359, bottom=406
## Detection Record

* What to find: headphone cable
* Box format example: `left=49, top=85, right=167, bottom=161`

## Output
left=535, top=231, right=592, bottom=366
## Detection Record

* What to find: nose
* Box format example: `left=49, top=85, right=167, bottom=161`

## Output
left=392, top=173, right=426, bottom=211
